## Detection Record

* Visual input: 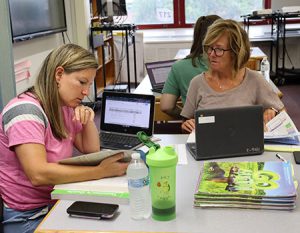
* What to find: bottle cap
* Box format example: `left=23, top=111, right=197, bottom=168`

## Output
left=131, top=152, right=141, bottom=160
left=146, top=146, right=178, bottom=167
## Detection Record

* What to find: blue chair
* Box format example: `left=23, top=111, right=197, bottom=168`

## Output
left=0, top=195, right=3, bottom=233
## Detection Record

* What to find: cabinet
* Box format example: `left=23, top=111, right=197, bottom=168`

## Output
left=90, top=0, right=116, bottom=99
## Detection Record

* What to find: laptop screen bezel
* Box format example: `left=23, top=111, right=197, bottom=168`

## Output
left=100, top=91, right=155, bottom=136
left=145, top=59, right=177, bottom=88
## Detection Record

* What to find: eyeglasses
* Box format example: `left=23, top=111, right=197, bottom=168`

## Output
left=204, top=46, right=231, bottom=57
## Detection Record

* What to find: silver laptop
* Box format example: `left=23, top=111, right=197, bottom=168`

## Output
left=100, top=91, right=155, bottom=150
left=145, top=59, right=176, bottom=93
left=186, top=105, right=264, bottom=160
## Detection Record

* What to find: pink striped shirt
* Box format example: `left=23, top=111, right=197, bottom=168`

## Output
left=0, top=94, right=82, bottom=210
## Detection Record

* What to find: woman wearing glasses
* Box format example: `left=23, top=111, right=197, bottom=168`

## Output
left=181, top=19, right=284, bottom=133
left=160, top=15, right=221, bottom=117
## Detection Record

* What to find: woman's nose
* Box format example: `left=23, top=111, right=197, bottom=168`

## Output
left=82, top=88, right=90, bottom=96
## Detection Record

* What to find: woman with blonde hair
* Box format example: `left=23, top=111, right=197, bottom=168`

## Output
left=0, top=44, right=129, bottom=233
left=181, top=19, right=284, bottom=133
left=161, top=15, right=221, bottom=117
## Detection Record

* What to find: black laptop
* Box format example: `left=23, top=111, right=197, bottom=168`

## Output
left=100, top=91, right=155, bottom=150
left=145, top=59, right=177, bottom=93
left=186, top=105, right=264, bottom=160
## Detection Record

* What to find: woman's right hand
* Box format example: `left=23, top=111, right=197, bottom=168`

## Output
left=181, top=119, right=195, bottom=133
left=97, top=153, right=129, bottom=178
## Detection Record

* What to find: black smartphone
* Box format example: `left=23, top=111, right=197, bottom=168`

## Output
left=293, top=151, right=300, bottom=164
left=67, top=201, right=119, bottom=219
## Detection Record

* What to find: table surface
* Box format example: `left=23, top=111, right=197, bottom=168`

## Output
left=35, top=134, right=300, bottom=233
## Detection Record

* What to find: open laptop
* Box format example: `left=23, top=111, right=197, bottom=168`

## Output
left=186, top=105, right=264, bottom=160
left=145, top=59, right=177, bottom=93
left=100, top=91, right=155, bottom=150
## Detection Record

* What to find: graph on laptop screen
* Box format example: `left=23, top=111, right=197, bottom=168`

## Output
left=104, top=96, right=151, bottom=129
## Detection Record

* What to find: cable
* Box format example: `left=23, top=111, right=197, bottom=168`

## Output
left=64, top=32, right=72, bottom=43
left=61, top=32, right=65, bottom=44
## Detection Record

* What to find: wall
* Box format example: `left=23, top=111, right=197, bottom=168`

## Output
left=12, top=0, right=80, bottom=94
left=3, top=0, right=91, bottom=96
left=0, top=0, right=15, bottom=110
left=272, top=0, right=299, bottom=10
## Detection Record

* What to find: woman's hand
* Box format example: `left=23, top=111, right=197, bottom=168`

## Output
left=73, top=105, right=100, bottom=153
left=73, top=105, right=95, bottom=125
left=263, top=108, right=277, bottom=125
left=181, top=119, right=195, bottom=133
left=97, top=153, right=129, bottom=178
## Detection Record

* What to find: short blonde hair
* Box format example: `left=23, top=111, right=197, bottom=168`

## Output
left=203, top=19, right=250, bottom=77
left=33, top=43, right=98, bottom=139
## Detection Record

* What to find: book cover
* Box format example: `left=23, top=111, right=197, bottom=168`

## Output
left=194, top=202, right=295, bottom=211
left=59, top=150, right=133, bottom=166
left=195, top=161, right=297, bottom=199
left=51, top=189, right=129, bottom=205
left=51, top=176, right=129, bottom=205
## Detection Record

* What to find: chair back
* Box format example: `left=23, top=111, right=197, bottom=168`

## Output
left=0, top=195, right=3, bottom=233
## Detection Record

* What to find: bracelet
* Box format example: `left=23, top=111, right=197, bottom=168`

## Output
left=271, top=107, right=279, bottom=114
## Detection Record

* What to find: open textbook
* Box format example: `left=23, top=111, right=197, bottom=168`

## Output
left=264, top=111, right=300, bottom=146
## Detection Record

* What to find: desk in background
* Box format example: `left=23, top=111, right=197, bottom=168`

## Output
left=35, top=134, right=300, bottom=233
left=134, top=76, right=182, bottom=122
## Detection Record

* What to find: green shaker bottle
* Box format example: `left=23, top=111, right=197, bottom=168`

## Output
left=146, top=146, right=178, bottom=221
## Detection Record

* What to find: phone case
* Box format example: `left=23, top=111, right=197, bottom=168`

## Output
left=293, top=151, right=300, bottom=164
left=67, top=201, right=119, bottom=219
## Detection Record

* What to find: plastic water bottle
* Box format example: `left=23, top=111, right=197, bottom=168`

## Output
left=260, top=57, right=270, bottom=82
left=127, top=152, right=151, bottom=220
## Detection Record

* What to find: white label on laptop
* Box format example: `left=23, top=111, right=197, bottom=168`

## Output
left=198, top=116, right=215, bottom=124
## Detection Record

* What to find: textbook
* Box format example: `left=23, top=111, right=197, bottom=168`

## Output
left=194, top=161, right=297, bottom=210
left=58, top=150, right=133, bottom=166
left=51, top=175, right=129, bottom=205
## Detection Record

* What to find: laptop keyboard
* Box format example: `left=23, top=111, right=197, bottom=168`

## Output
left=100, top=133, right=142, bottom=150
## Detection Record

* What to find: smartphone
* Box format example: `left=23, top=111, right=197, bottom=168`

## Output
left=293, top=151, right=300, bottom=164
left=67, top=201, right=119, bottom=219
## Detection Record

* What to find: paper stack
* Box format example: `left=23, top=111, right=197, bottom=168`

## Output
left=264, top=111, right=300, bottom=152
left=194, top=161, right=297, bottom=210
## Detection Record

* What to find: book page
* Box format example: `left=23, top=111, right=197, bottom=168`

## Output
left=264, top=111, right=300, bottom=145
left=54, top=175, right=128, bottom=193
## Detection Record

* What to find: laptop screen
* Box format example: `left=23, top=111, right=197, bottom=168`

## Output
left=100, top=92, right=155, bottom=136
left=145, top=59, right=176, bottom=87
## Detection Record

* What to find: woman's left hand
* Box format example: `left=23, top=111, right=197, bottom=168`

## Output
left=263, top=108, right=277, bottom=124
left=73, top=105, right=95, bottom=125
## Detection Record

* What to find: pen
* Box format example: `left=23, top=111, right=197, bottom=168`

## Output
left=276, top=153, right=287, bottom=163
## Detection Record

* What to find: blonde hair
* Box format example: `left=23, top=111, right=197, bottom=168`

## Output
left=203, top=19, right=251, bottom=78
left=33, top=43, right=98, bottom=139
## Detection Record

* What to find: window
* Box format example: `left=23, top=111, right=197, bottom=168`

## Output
left=121, top=0, right=270, bottom=28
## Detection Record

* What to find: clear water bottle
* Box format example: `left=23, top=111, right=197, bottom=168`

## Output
left=260, top=57, right=270, bottom=82
left=127, top=152, right=151, bottom=220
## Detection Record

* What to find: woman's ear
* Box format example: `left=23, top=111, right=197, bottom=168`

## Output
left=55, top=66, right=64, bottom=83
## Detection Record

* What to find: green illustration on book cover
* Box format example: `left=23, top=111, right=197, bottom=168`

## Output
left=196, top=161, right=296, bottom=198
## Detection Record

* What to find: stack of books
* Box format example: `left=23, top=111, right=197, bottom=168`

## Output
left=51, top=150, right=132, bottom=205
left=194, top=161, right=297, bottom=210
left=51, top=175, right=129, bottom=205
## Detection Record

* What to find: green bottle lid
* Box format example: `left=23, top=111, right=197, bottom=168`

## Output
left=146, top=146, right=178, bottom=167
